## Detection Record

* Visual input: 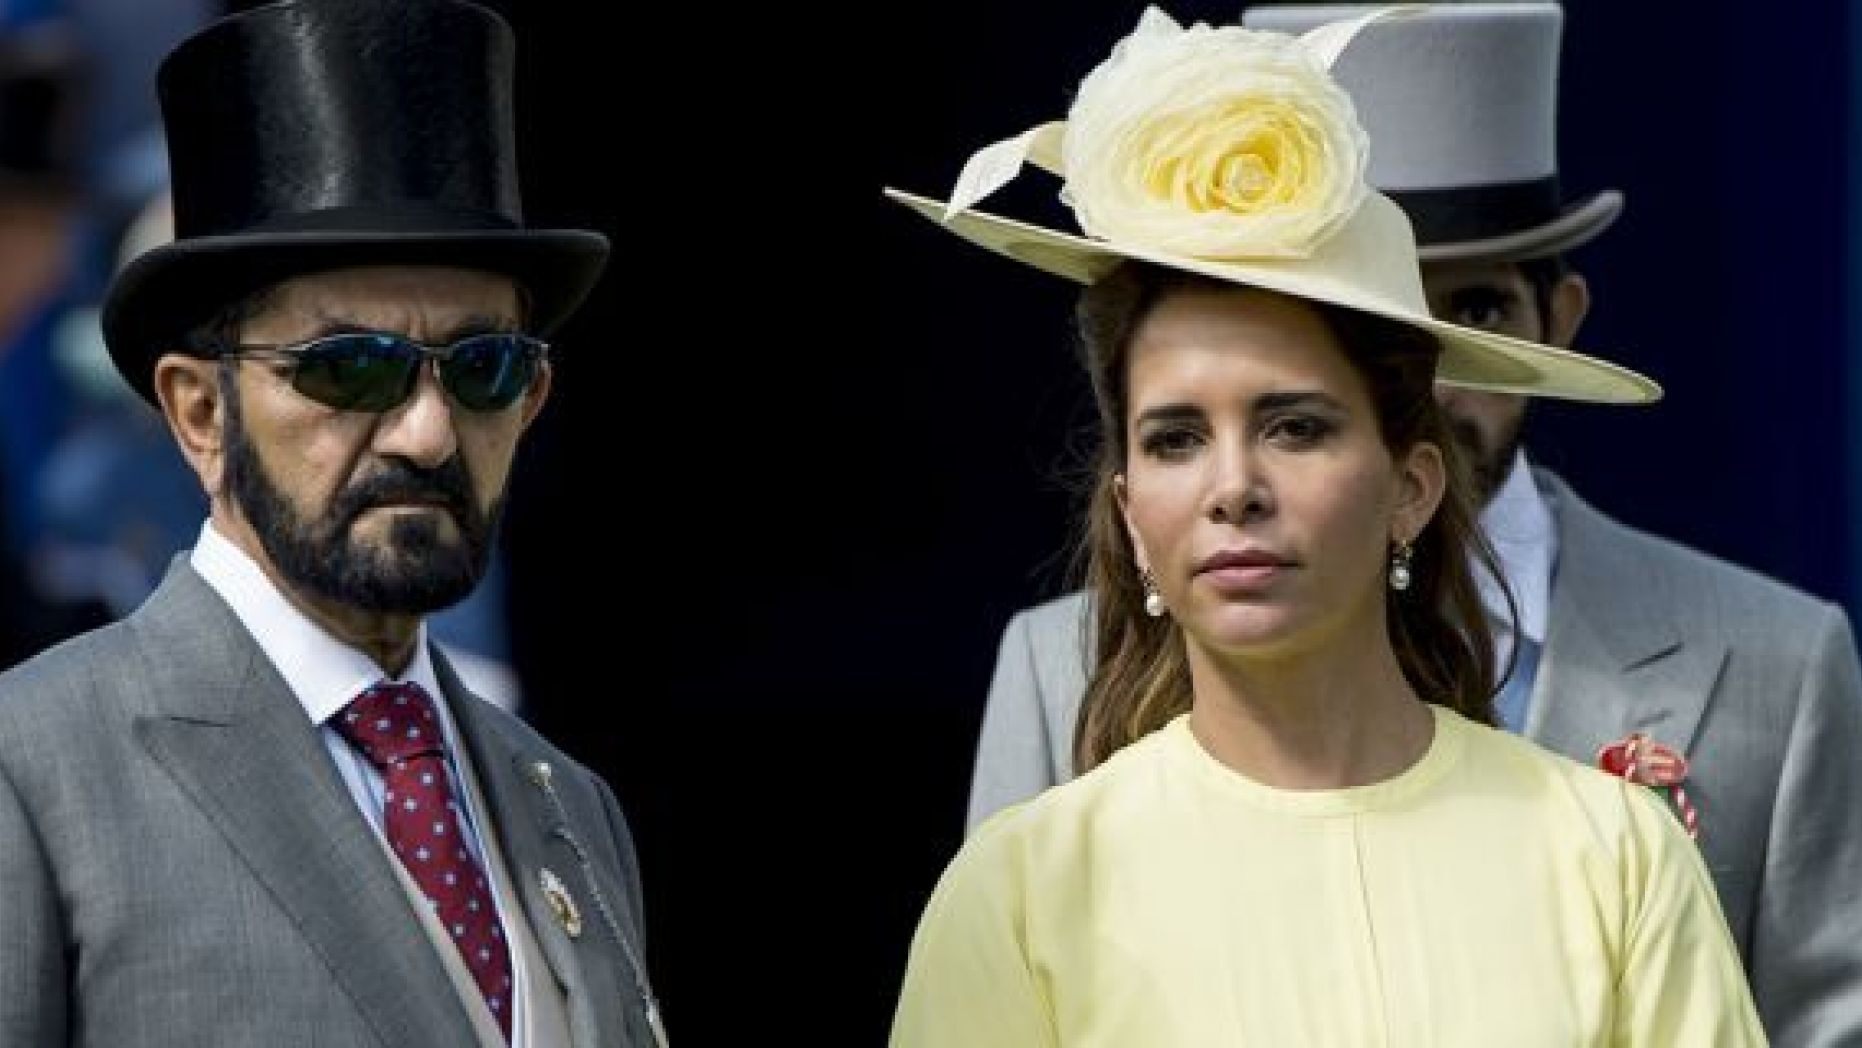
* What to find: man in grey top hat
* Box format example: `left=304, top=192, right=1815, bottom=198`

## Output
left=964, top=4, right=1862, bottom=1043
left=0, top=1, right=664, bottom=1044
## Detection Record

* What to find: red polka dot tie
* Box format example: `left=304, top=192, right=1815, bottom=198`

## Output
left=336, top=681, right=513, bottom=1042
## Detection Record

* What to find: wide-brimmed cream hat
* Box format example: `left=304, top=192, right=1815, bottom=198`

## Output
left=884, top=7, right=1658, bottom=404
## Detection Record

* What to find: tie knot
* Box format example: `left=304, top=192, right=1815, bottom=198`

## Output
left=335, top=681, right=444, bottom=769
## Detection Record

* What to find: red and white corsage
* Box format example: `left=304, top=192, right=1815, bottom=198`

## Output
left=1597, top=733, right=1699, bottom=841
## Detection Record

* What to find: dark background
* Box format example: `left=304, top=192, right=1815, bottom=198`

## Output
left=480, top=1, right=1854, bottom=1042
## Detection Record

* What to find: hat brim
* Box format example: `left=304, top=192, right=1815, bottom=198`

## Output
left=1417, top=189, right=1623, bottom=263
left=885, top=188, right=1656, bottom=405
left=102, top=227, right=610, bottom=406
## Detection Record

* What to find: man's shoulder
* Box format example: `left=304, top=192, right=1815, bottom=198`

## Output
left=1548, top=471, right=1838, bottom=628
left=0, top=617, right=157, bottom=787
left=1008, top=590, right=1092, bottom=640
left=0, top=617, right=143, bottom=715
left=997, top=591, right=1097, bottom=690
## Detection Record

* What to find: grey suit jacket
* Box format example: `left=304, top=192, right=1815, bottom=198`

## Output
left=967, top=470, right=1862, bottom=1047
left=0, top=559, right=660, bottom=1047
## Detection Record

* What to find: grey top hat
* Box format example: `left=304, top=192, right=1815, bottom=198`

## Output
left=1241, top=2, right=1621, bottom=262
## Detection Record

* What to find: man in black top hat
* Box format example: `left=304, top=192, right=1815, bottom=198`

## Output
left=0, top=2, right=663, bottom=1045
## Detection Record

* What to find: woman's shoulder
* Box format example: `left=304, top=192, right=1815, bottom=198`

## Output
left=957, top=720, right=1183, bottom=870
left=1453, top=712, right=1617, bottom=791
left=1446, top=711, right=1685, bottom=853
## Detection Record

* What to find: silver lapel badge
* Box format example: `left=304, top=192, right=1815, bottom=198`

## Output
left=539, top=867, right=584, bottom=939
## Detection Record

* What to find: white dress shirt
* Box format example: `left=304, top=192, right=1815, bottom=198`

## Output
left=1476, top=450, right=1557, bottom=649
left=1473, top=451, right=1559, bottom=728
left=191, top=520, right=533, bottom=1044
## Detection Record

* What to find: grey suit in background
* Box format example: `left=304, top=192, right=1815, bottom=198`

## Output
left=0, top=561, right=657, bottom=1047
left=968, top=469, right=1862, bottom=1045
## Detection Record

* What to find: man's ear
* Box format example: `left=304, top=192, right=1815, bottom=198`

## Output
left=517, top=358, right=552, bottom=432
left=1547, top=272, right=1591, bottom=348
left=154, top=353, right=227, bottom=494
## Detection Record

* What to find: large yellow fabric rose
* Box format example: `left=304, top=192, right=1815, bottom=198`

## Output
left=1062, top=7, right=1368, bottom=259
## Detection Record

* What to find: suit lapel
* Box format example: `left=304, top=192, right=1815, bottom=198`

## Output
left=439, top=655, right=633, bottom=1046
left=1525, top=472, right=1727, bottom=762
left=129, top=562, right=480, bottom=1047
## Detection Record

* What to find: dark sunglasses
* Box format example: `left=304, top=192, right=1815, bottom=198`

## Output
left=219, top=331, right=549, bottom=413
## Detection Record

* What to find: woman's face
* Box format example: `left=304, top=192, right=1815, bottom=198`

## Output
left=1118, top=286, right=1442, bottom=661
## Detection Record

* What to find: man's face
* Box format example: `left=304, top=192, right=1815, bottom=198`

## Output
left=1422, top=260, right=1544, bottom=505
left=220, top=265, right=548, bottom=615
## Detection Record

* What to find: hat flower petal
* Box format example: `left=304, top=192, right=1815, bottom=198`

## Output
left=1062, top=7, right=1380, bottom=259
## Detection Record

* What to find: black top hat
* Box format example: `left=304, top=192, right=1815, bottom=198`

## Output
left=101, top=0, right=610, bottom=405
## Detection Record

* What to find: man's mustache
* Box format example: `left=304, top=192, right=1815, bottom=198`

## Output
left=333, top=459, right=477, bottom=526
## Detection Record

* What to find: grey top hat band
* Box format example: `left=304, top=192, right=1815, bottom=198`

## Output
left=1391, top=178, right=1561, bottom=244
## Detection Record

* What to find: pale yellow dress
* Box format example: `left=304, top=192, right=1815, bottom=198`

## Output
left=892, top=706, right=1765, bottom=1046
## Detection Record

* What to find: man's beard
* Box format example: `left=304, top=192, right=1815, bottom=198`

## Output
left=1450, top=415, right=1524, bottom=509
left=222, top=389, right=502, bottom=615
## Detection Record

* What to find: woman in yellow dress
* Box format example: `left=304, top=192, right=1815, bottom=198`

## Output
left=884, top=8, right=1764, bottom=1046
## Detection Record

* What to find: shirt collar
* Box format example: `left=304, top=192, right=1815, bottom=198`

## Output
left=190, top=520, right=440, bottom=727
left=1473, top=449, right=1557, bottom=644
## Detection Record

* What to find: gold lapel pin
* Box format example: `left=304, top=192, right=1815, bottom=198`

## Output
left=539, top=867, right=583, bottom=939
